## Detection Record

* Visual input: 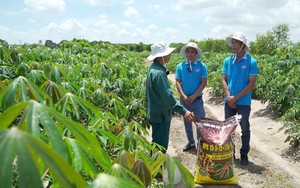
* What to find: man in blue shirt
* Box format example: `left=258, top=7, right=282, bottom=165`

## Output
left=222, top=32, right=259, bottom=165
left=175, top=42, right=208, bottom=151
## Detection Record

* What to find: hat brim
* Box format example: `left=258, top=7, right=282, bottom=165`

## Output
left=226, top=37, right=249, bottom=51
left=180, top=46, right=203, bottom=59
left=147, top=47, right=175, bottom=61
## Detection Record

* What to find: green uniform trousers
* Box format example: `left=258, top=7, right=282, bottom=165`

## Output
left=151, top=116, right=171, bottom=153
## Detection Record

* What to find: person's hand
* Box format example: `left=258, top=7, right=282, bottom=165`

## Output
left=182, top=95, right=191, bottom=105
left=184, top=111, right=195, bottom=122
left=183, top=95, right=196, bottom=105
left=187, top=95, right=196, bottom=104
left=227, top=96, right=237, bottom=108
left=228, top=103, right=237, bottom=108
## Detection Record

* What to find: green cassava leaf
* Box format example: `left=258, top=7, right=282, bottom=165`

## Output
left=48, top=107, right=112, bottom=171
left=2, top=76, right=51, bottom=110
left=65, top=137, right=99, bottom=177
left=0, top=127, right=87, bottom=188
left=0, top=129, right=15, bottom=188
left=132, top=160, right=152, bottom=187
left=0, top=101, right=28, bottom=130
left=105, top=164, right=143, bottom=186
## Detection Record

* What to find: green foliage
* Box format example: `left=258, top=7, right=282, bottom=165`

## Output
left=199, top=38, right=231, bottom=53
left=0, top=39, right=194, bottom=187
left=164, top=155, right=195, bottom=188
left=255, top=46, right=300, bottom=114
left=272, top=23, right=291, bottom=47
left=0, top=127, right=88, bottom=188
left=1, top=76, right=51, bottom=110
left=170, top=42, right=185, bottom=53
left=249, top=23, right=292, bottom=55
left=167, top=53, right=184, bottom=73
left=202, top=52, right=230, bottom=96
left=254, top=45, right=300, bottom=146
left=249, top=31, right=276, bottom=55
left=1, top=23, right=298, bottom=186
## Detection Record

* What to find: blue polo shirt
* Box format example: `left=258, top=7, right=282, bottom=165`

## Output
left=175, top=60, right=208, bottom=96
left=222, top=53, right=258, bottom=105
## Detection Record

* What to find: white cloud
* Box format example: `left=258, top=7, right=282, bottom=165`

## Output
left=0, top=25, right=41, bottom=44
left=44, top=19, right=83, bottom=32
left=148, top=24, right=158, bottom=30
left=23, top=0, right=65, bottom=13
left=1, top=0, right=300, bottom=44
left=115, top=27, right=150, bottom=43
left=124, top=0, right=134, bottom=5
left=85, top=0, right=115, bottom=6
left=120, top=21, right=135, bottom=29
left=176, top=0, right=215, bottom=10
left=179, top=23, right=188, bottom=28
left=151, top=4, right=161, bottom=10
left=136, top=28, right=150, bottom=37
left=124, top=7, right=138, bottom=17
left=175, top=0, right=300, bottom=42
left=27, top=18, right=36, bottom=23
left=32, top=19, right=86, bottom=42
left=0, top=25, right=10, bottom=34
left=147, top=4, right=165, bottom=16
left=117, top=29, right=130, bottom=37
left=165, top=28, right=177, bottom=34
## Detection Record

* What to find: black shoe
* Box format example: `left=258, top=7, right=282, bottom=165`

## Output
left=183, top=143, right=195, bottom=151
left=240, top=154, right=249, bottom=165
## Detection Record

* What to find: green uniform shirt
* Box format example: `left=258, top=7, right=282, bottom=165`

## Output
left=146, top=61, right=187, bottom=123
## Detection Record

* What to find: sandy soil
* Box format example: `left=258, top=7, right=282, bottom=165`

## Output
left=165, top=73, right=300, bottom=188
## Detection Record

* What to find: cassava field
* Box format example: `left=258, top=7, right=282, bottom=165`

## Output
left=0, top=36, right=299, bottom=188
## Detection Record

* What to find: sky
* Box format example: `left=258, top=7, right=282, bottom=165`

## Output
left=0, top=0, right=300, bottom=45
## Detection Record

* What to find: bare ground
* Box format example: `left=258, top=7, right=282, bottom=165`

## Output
left=165, top=73, right=300, bottom=188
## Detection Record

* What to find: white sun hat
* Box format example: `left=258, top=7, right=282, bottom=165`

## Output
left=147, top=41, right=176, bottom=61
left=226, top=32, right=249, bottom=51
left=180, top=42, right=203, bottom=59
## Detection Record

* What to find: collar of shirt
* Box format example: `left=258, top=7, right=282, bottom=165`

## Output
left=153, top=60, right=167, bottom=71
left=184, top=59, right=198, bottom=65
left=231, top=53, right=247, bottom=64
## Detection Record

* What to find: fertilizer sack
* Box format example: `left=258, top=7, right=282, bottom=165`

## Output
left=194, top=115, right=241, bottom=184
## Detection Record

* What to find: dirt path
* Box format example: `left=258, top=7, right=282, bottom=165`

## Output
left=166, top=73, right=300, bottom=188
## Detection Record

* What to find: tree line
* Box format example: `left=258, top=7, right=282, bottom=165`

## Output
left=1, top=23, right=298, bottom=57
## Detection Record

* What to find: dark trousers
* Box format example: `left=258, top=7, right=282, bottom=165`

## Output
left=225, top=103, right=251, bottom=155
left=151, top=116, right=171, bottom=153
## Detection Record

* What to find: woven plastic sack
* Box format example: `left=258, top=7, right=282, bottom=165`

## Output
left=194, top=115, right=241, bottom=184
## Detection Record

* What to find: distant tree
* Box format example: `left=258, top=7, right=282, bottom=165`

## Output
left=249, top=23, right=291, bottom=55
left=116, top=44, right=128, bottom=51
left=45, top=40, right=58, bottom=48
left=199, top=38, right=230, bottom=53
left=135, top=42, right=144, bottom=52
left=128, top=44, right=135, bottom=51
left=189, top=39, right=197, bottom=43
left=0, top=39, right=9, bottom=47
left=170, top=42, right=185, bottom=53
left=272, top=23, right=291, bottom=47
left=143, top=44, right=151, bottom=52
left=249, top=32, right=276, bottom=55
